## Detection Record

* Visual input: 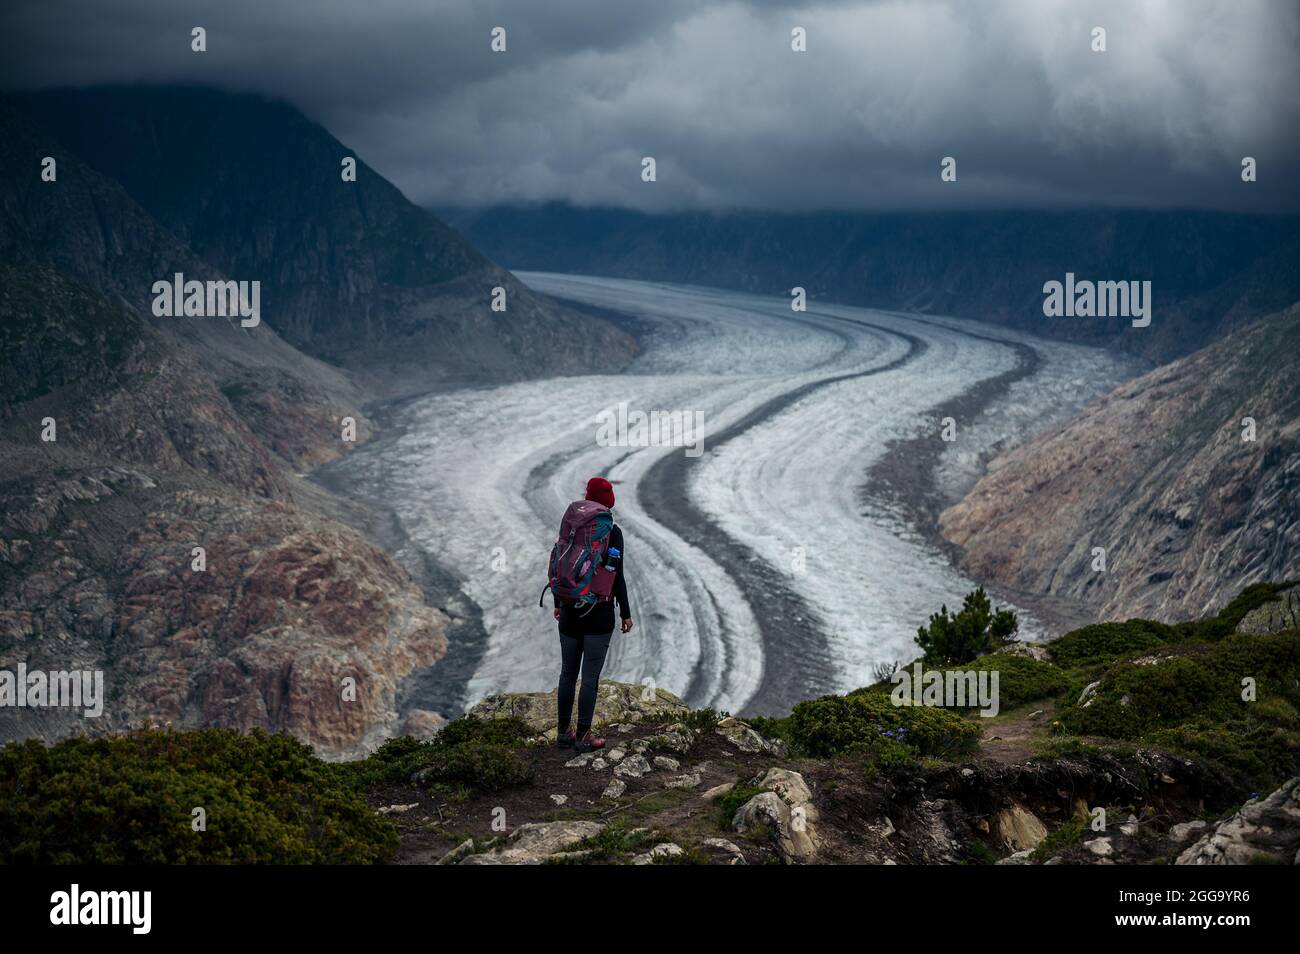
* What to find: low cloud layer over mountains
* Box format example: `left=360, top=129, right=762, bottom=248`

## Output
left=3, top=0, right=1297, bottom=212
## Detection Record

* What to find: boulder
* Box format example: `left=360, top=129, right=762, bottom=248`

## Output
left=601, top=778, right=626, bottom=800
left=459, top=821, right=603, bottom=865
left=1176, top=777, right=1300, bottom=865
left=436, top=838, right=475, bottom=865
left=468, top=681, right=688, bottom=734
left=757, top=767, right=817, bottom=820
left=702, top=782, right=735, bottom=802
left=732, top=791, right=818, bottom=862
left=1078, top=681, right=1101, bottom=707
left=664, top=772, right=702, bottom=790
left=631, top=843, right=683, bottom=865
left=716, top=717, right=767, bottom=753
left=1006, top=642, right=1051, bottom=662
left=614, top=754, right=652, bottom=779
left=1168, top=820, right=1208, bottom=843
left=653, top=756, right=681, bottom=772
left=993, top=803, right=1048, bottom=852
left=644, top=729, right=694, bottom=755
left=703, top=838, right=747, bottom=864
left=1084, top=837, right=1113, bottom=858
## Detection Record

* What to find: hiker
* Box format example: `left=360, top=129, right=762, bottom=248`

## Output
left=540, top=476, right=634, bottom=753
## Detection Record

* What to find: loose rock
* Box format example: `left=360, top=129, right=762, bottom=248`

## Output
left=614, top=754, right=652, bottom=779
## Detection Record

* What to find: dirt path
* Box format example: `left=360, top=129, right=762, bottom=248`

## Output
left=976, top=700, right=1059, bottom=766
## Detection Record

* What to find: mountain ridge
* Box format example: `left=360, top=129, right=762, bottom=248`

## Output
left=16, top=87, right=636, bottom=399
left=448, top=201, right=1300, bottom=364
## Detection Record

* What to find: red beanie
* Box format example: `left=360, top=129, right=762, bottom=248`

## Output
left=585, top=476, right=615, bottom=509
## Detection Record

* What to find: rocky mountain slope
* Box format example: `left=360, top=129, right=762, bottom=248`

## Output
left=450, top=202, right=1300, bottom=364
left=940, top=304, right=1300, bottom=623
left=3, top=583, right=1297, bottom=864
left=0, top=264, right=447, bottom=758
left=0, top=96, right=366, bottom=470
left=19, top=88, right=635, bottom=398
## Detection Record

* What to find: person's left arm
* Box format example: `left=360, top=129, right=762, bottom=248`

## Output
left=611, top=525, right=633, bottom=632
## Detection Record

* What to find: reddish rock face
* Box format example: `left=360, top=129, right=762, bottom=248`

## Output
left=0, top=265, right=445, bottom=760
left=2, top=471, right=447, bottom=760
left=940, top=305, right=1300, bottom=623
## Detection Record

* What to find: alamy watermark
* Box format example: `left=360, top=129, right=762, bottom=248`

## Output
left=595, top=401, right=705, bottom=458
left=50, top=884, right=151, bottom=934
left=1042, top=272, right=1151, bottom=328
left=891, top=662, right=1000, bottom=717
left=151, top=273, right=260, bottom=327
left=0, top=665, right=104, bottom=717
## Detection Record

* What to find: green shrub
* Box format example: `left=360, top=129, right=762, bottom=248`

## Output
left=341, top=716, right=533, bottom=794
left=435, top=715, right=533, bottom=748
left=932, top=653, right=1069, bottom=711
left=786, top=692, right=980, bottom=760
left=0, top=728, right=397, bottom=864
left=413, top=741, right=533, bottom=792
left=716, top=784, right=765, bottom=826
left=1031, top=819, right=1085, bottom=861
left=1058, top=631, right=1300, bottom=789
left=747, top=715, right=793, bottom=747
left=915, top=588, right=1018, bottom=665
left=857, top=735, right=920, bottom=779
left=1048, top=620, right=1173, bottom=668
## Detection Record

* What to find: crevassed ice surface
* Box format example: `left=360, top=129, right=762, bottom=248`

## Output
left=330, top=274, right=1138, bottom=715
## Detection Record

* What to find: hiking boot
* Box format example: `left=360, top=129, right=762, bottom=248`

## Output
left=557, top=725, right=576, bottom=748
left=573, top=730, right=605, bottom=754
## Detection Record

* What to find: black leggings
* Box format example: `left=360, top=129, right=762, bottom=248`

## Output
left=557, top=631, right=613, bottom=733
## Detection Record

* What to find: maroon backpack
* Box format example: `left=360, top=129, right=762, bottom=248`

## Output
left=539, top=500, right=617, bottom=609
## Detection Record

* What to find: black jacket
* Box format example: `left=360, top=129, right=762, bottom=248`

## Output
left=557, top=524, right=630, bottom=637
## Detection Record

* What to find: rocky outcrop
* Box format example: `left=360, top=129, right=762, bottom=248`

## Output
left=1235, top=587, right=1300, bottom=636
left=941, top=306, right=1300, bottom=623
left=730, top=767, right=821, bottom=863
left=0, top=469, right=447, bottom=759
left=1176, top=778, right=1300, bottom=865
left=468, top=682, right=690, bottom=737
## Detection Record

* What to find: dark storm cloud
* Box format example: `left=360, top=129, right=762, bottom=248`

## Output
left=3, top=0, right=1297, bottom=212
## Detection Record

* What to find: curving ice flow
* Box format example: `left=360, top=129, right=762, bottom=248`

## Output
left=323, top=274, right=1137, bottom=716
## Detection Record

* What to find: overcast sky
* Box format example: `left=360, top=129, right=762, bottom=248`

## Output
left=2, top=0, right=1297, bottom=212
